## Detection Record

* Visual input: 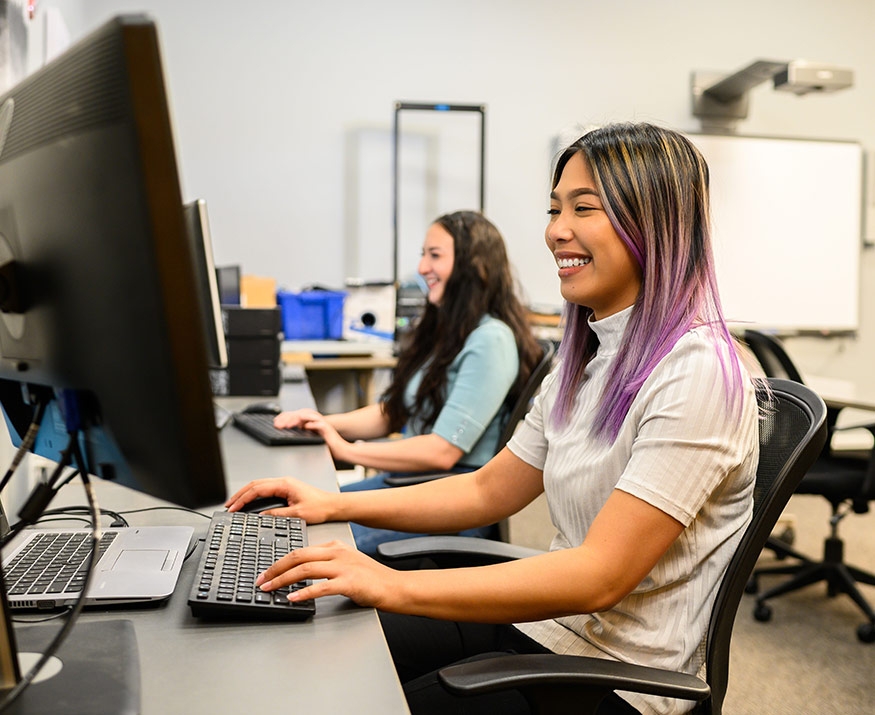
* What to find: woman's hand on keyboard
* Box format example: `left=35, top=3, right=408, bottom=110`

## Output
left=273, top=410, right=351, bottom=460
left=225, top=477, right=338, bottom=524
left=273, top=408, right=324, bottom=430
left=255, top=540, right=402, bottom=610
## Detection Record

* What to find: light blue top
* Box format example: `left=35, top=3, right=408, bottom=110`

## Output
left=402, top=315, right=519, bottom=467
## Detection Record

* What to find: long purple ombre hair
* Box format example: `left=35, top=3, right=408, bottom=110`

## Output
left=550, top=123, right=744, bottom=440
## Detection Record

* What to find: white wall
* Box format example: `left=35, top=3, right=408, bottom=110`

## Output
left=25, top=0, right=875, bottom=392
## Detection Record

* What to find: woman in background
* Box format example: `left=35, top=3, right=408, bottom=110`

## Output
left=230, top=123, right=760, bottom=714
left=273, top=210, right=542, bottom=554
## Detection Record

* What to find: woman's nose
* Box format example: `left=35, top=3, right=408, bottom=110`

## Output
left=546, top=214, right=572, bottom=244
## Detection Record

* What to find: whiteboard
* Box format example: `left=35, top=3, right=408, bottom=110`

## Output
left=689, top=133, right=864, bottom=333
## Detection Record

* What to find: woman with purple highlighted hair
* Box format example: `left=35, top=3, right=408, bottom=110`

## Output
left=227, top=123, right=760, bottom=715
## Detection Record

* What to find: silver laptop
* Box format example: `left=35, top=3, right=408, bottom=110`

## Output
left=2, top=523, right=193, bottom=611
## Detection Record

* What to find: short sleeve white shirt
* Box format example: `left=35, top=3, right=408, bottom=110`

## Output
left=509, top=307, right=759, bottom=715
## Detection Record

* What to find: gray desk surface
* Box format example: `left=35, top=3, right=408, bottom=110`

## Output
left=45, top=382, right=409, bottom=714
left=807, top=375, right=875, bottom=412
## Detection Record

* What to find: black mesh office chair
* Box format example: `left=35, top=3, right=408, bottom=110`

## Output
left=369, top=339, right=555, bottom=550
left=740, top=330, right=875, bottom=643
left=383, top=338, right=556, bottom=488
left=378, top=378, right=826, bottom=714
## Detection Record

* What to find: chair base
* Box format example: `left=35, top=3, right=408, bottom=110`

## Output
left=750, top=535, right=875, bottom=642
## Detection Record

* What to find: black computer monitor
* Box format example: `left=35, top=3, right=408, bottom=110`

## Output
left=0, top=15, right=226, bottom=510
left=216, top=264, right=242, bottom=306
left=0, top=14, right=228, bottom=708
left=183, top=199, right=228, bottom=370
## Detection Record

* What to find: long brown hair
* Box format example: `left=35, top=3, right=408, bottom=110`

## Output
left=383, top=211, right=540, bottom=433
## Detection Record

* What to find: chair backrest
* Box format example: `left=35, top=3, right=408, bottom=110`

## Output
left=496, top=339, right=556, bottom=451
left=741, top=330, right=804, bottom=383
left=702, top=378, right=826, bottom=714
left=381, top=339, right=556, bottom=490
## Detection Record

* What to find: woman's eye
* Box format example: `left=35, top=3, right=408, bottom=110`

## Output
left=546, top=208, right=560, bottom=216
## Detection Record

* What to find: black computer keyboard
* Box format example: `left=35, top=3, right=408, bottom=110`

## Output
left=232, top=412, right=325, bottom=446
left=187, top=511, right=316, bottom=621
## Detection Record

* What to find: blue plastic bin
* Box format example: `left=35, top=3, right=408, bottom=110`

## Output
left=277, top=290, right=347, bottom=340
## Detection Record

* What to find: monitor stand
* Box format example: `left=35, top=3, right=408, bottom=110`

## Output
left=0, top=580, right=140, bottom=714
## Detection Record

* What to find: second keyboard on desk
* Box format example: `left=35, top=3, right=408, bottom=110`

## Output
left=232, top=412, right=325, bottom=446
left=188, top=511, right=316, bottom=621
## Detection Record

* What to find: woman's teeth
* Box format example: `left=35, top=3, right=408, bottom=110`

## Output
left=557, top=257, right=591, bottom=268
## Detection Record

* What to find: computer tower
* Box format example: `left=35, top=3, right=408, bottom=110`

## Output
left=210, top=307, right=282, bottom=396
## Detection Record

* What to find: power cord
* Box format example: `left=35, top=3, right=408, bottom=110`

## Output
left=31, top=506, right=129, bottom=528
left=0, top=443, right=75, bottom=551
left=0, top=397, right=50, bottom=495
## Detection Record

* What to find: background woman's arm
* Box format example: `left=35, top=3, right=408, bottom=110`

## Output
left=330, top=432, right=464, bottom=472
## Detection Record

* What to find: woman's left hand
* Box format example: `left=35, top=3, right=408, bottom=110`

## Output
left=256, top=540, right=402, bottom=609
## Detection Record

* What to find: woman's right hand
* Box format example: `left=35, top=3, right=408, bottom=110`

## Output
left=224, top=477, right=338, bottom=524
left=273, top=408, right=324, bottom=430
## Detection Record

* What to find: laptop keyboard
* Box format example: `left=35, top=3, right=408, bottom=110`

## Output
left=187, top=511, right=315, bottom=621
left=232, top=413, right=325, bottom=446
left=4, top=531, right=118, bottom=597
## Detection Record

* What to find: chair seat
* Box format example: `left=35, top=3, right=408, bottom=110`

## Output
left=796, top=456, right=869, bottom=505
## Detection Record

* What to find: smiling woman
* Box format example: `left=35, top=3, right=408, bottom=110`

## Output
left=265, top=210, right=542, bottom=555
left=546, top=154, right=643, bottom=319
left=227, top=124, right=761, bottom=715
left=417, top=222, right=455, bottom=306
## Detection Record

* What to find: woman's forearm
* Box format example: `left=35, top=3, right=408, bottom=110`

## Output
left=388, top=547, right=609, bottom=622
left=326, top=403, right=390, bottom=441
left=335, top=449, right=544, bottom=534
left=385, top=490, right=685, bottom=623
left=336, top=432, right=463, bottom=473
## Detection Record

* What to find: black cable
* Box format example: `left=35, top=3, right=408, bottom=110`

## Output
left=31, top=506, right=129, bottom=528
left=0, top=449, right=75, bottom=551
left=52, top=468, right=82, bottom=491
left=118, top=505, right=214, bottom=520
left=32, top=505, right=210, bottom=562
left=11, top=609, right=71, bottom=624
left=18, top=516, right=93, bottom=528
left=0, top=433, right=101, bottom=713
left=0, top=398, right=50, bottom=494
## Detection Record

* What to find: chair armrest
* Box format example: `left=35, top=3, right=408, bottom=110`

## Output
left=439, top=653, right=710, bottom=711
left=382, top=471, right=459, bottom=486
left=377, top=535, right=543, bottom=567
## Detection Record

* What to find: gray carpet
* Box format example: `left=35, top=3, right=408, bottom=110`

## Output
left=725, top=494, right=875, bottom=714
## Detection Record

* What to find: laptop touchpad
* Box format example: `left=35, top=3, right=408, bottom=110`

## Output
left=111, top=549, right=173, bottom=571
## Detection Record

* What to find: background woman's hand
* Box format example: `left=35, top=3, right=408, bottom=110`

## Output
left=273, top=408, right=324, bottom=430
left=256, top=540, right=404, bottom=610
left=225, top=477, right=338, bottom=524
left=274, top=409, right=353, bottom=462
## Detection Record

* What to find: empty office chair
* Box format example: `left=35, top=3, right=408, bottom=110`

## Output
left=379, top=378, right=827, bottom=714
left=741, top=329, right=804, bottom=383
left=741, top=330, right=875, bottom=642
